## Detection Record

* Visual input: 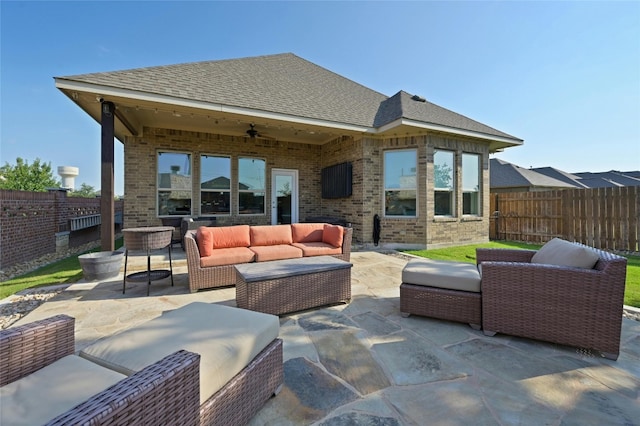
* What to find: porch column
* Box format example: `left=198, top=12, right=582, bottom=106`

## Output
left=101, top=101, right=115, bottom=251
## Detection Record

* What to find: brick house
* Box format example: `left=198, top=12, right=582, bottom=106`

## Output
left=55, top=53, right=522, bottom=249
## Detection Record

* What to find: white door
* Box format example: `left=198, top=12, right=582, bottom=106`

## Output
left=271, top=169, right=298, bottom=225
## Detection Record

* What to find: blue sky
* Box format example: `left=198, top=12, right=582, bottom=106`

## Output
left=2, top=1, right=639, bottom=195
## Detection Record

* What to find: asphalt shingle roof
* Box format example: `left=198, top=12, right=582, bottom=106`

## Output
left=491, top=159, right=577, bottom=189
left=58, top=53, right=521, bottom=141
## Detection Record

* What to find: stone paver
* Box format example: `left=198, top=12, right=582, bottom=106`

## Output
left=9, top=251, right=640, bottom=426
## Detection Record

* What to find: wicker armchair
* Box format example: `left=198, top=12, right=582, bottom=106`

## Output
left=477, top=244, right=627, bottom=360
left=1, top=315, right=200, bottom=425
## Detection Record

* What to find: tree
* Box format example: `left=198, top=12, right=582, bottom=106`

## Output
left=0, top=157, right=60, bottom=191
left=69, top=183, right=98, bottom=198
left=434, top=163, right=453, bottom=189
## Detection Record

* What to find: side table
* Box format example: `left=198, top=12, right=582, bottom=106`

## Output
left=122, top=226, right=174, bottom=296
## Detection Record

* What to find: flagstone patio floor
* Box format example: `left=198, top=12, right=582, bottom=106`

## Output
left=9, top=250, right=640, bottom=425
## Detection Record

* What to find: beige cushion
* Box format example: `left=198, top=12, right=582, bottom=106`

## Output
left=531, top=238, right=600, bottom=269
left=0, top=355, right=125, bottom=426
left=402, top=258, right=481, bottom=293
left=80, top=302, right=279, bottom=405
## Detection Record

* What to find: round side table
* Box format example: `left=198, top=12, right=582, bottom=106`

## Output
left=122, top=226, right=174, bottom=296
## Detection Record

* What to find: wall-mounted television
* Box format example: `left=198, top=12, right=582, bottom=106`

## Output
left=321, top=162, right=352, bottom=199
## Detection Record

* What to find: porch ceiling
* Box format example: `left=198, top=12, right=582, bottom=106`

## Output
left=57, top=86, right=368, bottom=145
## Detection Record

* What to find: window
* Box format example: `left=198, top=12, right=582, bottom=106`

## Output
left=434, top=150, right=455, bottom=216
left=157, top=152, right=191, bottom=216
left=384, top=150, right=417, bottom=217
left=200, top=155, right=231, bottom=215
left=462, top=153, right=480, bottom=215
left=238, top=157, right=265, bottom=215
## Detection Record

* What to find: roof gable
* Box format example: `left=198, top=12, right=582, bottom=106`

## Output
left=59, top=53, right=387, bottom=128
left=384, top=91, right=518, bottom=140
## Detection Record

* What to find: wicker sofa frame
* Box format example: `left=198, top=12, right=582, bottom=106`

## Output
left=477, top=244, right=627, bottom=360
left=184, top=225, right=353, bottom=292
left=1, top=315, right=201, bottom=425
left=1, top=315, right=284, bottom=425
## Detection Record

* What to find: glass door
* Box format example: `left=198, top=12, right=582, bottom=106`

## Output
left=271, top=169, right=298, bottom=225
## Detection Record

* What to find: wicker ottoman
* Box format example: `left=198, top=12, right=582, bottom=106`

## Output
left=400, top=258, right=482, bottom=329
left=80, top=302, right=283, bottom=426
left=235, top=256, right=353, bottom=315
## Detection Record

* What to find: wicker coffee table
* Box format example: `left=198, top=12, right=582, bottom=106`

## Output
left=235, top=256, right=352, bottom=315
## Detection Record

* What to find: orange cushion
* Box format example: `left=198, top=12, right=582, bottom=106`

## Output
left=291, top=223, right=325, bottom=243
left=211, top=225, right=251, bottom=249
left=249, top=245, right=303, bottom=262
left=200, top=247, right=255, bottom=267
left=322, top=225, right=344, bottom=248
left=250, top=225, right=293, bottom=246
left=196, top=226, right=214, bottom=257
left=292, top=242, right=342, bottom=257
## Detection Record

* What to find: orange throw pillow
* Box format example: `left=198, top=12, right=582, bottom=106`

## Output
left=322, top=224, right=344, bottom=248
left=195, top=226, right=214, bottom=257
left=250, top=225, right=293, bottom=246
left=211, top=225, right=251, bottom=249
left=291, top=223, right=324, bottom=243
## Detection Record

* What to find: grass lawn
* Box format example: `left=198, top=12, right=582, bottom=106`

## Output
left=0, top=238, right=123, bottom=300
left=403, top=241, right=640, bottom=308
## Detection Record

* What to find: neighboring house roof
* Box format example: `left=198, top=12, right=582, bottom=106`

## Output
left=55, top=53, right=522, bottom=150
left=493, top=160, right=640, bottom=190
left=490, top=159, right=577, bottom=190
left=530, top=167, right=588, bottom=188
left=572, top=171, right=640, bottom=188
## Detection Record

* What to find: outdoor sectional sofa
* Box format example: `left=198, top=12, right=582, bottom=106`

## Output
left=401, top=238, right=627, bottom=360
left=1, top=302, right=283, bottom=425
left=184, top=223, right=352, bottom=292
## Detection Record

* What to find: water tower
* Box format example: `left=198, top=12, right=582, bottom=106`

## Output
left=58, top=166, right=79, bottom=191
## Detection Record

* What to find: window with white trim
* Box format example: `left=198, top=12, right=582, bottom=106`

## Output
left=157, top=152, right=192, bottom=217
left=434, top=150, right=455, bottom=216
left=238, top=157, right=265, bottom=215
left=384, top=149, right=417, bottom=217
left=462, top=153, right=481, bottom=215
left=200, top=155, right=231, bottom=215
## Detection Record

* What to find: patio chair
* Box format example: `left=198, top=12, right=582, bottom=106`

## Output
left=477, top=238, right=627, bottom=360
left=0, top=315, right=200, bottom=425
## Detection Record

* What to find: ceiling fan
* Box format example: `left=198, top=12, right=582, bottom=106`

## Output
left=246, top=123, right=260, bottom=138
left=245, top=123, right=276, bottom=140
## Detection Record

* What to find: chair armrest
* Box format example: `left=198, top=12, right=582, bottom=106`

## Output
left=0, top=314, right=75, bottom=387
left=184, top=230, right=201, bottom=267
left=476, top=248, right=536, bottom=265
left=45, top=350, right=201, bottom=426
left=341, top=227, right=353, bottom=260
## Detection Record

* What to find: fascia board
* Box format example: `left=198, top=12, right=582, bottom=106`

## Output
left=378, top=118, right=523, bottom=146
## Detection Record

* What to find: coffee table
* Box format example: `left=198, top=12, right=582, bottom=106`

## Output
left=235, top=256, right=353, bottom=315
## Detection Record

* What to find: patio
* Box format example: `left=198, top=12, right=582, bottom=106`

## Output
left=9, top=250, right=640, bottom=425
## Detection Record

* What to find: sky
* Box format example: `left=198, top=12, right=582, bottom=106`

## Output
left=1, top=1, right=639, bottom=196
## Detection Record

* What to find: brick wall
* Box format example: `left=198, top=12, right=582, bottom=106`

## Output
left=0, top=190, right=124, bottom=269
left=123, top=127, right=491, bottom=249
left=361, top=133, right=490, bottom=249
left=124, top=128, right=324, bottom=228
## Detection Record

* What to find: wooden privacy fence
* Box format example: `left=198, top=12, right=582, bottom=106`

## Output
left=490, top=186, right=639, bottom=252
